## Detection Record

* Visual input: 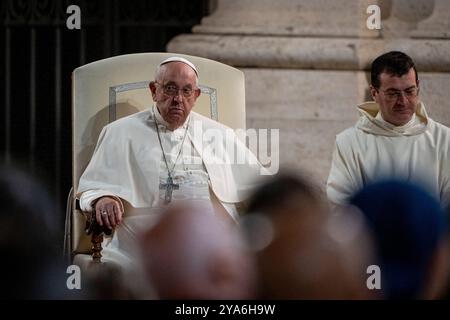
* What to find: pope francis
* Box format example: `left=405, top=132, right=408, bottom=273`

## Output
left=76, top=57, right=267, bottom=282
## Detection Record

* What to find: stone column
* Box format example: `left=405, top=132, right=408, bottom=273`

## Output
left=168, top=0, right=450, bottom=189
left=412, top=0, right=450, bottom=38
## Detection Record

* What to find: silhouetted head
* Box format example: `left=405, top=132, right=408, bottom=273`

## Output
left=140, top=202, right=257, bottom=299
left=0, top=165, right=67, bottom=299
left=244, top=173, right=374, bottom=299
left=350, top=180, right=449, bottom=299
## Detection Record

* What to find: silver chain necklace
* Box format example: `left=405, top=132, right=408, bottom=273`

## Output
left=154, top=109, right=190, bottom=203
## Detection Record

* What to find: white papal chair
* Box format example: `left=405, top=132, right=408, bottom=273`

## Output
left=63, top=52, right=246, bottom=269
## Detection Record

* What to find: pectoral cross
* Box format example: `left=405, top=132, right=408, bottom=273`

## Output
left=160, top=175, right=179, bottom=203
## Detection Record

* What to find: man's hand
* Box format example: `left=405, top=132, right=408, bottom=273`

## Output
left=94, top=196, right=124, bottom=229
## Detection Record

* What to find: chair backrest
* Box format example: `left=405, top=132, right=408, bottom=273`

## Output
left=69, top=52, right=246, bottom=255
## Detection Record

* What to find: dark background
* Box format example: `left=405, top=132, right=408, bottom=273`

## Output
left=0, top=0, right=211, bottom=239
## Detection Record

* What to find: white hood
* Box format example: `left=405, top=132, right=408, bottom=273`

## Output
left=356, top=101, right=429, bottom=137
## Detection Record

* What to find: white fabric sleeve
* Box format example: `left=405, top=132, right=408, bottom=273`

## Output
left=326, top=141, right=357, bottom=205
left=220, top=202, right=239, bottom=223
left=79, top=189, right=124, bottom=212
left=442, top=169, right=450, bottom=209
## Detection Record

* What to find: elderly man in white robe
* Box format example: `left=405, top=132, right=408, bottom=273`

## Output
left=327, top=51, right=450, bottom=207
left=76, top=57, right=267, bottom=282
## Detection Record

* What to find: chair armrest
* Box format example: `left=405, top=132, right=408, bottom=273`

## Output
left=81, top=206, right=113, bottom=263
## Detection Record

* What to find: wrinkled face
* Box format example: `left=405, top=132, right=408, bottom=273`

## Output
left=371, top=68, right=420, bottom=126
left=149, top=62, right=201, bottom=130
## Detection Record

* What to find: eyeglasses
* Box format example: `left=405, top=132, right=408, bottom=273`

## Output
left=155, top=82, right=196, bottom=98
left=376, top=87, right=419, bottom=101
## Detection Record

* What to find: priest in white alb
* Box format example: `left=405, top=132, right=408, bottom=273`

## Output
left=327, top=51, right=450, bottom=207
left=76, top=57, right=268, bottom=277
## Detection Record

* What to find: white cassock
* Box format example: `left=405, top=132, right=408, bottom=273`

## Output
left=327, top=101, right=450, bottom=206
left=76, top=106, right=268, bottom=288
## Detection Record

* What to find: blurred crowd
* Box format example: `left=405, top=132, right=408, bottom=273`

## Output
left=1, top=165, right=449, bottom=299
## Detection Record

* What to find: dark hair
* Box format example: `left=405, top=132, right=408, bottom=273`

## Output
left=246, top=172, right=320, bottom=216
left=0, top=166, right=68, bottom=299
left=350, top=180, right=447, bottom=299
left=371, top=51, right=418, bottom=89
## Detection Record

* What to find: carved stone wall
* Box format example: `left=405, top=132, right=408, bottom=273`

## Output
left=0, top=0, right=209, bottom=226
left=168, top=0, right=450, bottom=189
